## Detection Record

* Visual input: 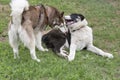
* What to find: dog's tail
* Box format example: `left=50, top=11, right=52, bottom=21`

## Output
left=10, top=0, right=29, bottom=24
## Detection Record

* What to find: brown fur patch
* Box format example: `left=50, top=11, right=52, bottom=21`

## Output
left=45, top=5, right=64, bottom=27
left=21, top=4, right=64, bottom=38
left=22, top=5, right=47, bottom=29
left=22, top=4, right=48, bottom=38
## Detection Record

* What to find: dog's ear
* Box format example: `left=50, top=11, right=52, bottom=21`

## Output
left=42, top=34, right=48, bottom=42
left=61, top=12, right=64, bottom=17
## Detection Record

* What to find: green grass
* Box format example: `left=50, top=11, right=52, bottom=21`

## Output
left=0, top=0, right=120, bottom=80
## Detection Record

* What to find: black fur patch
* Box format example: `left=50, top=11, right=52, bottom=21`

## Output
left=66, top=29, right=71, bottom=47
left=42, top=28, right=69, bottom=53
left=70, top=13, right=85, bottom=21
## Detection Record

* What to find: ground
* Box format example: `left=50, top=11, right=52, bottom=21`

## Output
left=0, top=0, right=120, bottom=80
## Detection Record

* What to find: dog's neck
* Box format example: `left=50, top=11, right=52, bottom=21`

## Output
left=68, top=19, right=88, bottom=32
left=71, top=26, right=85, bottom=32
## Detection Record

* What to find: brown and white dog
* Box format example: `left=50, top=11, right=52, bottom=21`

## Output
left=8, top=0, right=64, bottom=62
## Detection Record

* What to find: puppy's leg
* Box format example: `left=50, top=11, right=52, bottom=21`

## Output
left=87, top=44, right=113, bottom=58
left=56, top=46, right=68, bottom=58
left=8, top=24, right=19, bottom=59
left=67, top=43, right=77, bottom=61
left=35, top=31, right=48, bottom=51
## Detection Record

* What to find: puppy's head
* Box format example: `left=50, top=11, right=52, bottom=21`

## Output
left=65, top=13, right=88, bottom=30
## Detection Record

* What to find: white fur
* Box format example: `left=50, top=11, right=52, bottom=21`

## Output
left=10, top=0, right=29, bottom=16
left=10, top=0, right=29, bottom=26
left=64, top=17, right=114, bottom=61
left=8, top=23, right=19, bottom=59
left=69, top=19, right=88, bottom=31
left=35, top=31, right=48, bottom=51
left=8, top=0, right=40, bottom=62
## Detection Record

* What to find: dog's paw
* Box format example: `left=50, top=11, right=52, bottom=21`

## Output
left=35, top=59, right=40, bottom=62
left=40, top=48, right=48, bottom=52
left=67, top=55, right=74, bottom=61
left=14, top=56, right=17, bottom=59
left=14, top=54, right=20, bottom=59
left=44, top=48, right=49, bottom=51
left=104, top=53, right=114, bottom=59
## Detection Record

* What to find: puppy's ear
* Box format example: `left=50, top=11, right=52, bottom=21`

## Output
left=61, top=12, right=64, bottom=17
left=42, top=35, right=48, bottom=42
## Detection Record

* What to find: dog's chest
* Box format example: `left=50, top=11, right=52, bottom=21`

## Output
left=70, top=26, right=92, bottom=49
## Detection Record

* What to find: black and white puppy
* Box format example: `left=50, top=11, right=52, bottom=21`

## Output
left=42, top=27, right=70, bottom=58
left=42, top=13, right=114, bottom=61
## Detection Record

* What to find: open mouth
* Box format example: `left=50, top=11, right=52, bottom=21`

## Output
left=65, top=19, right=75, bottom=26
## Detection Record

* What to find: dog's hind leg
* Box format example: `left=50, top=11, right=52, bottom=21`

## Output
left=19, top=29, right=40, bottom=62
left=19, top=21, right=40, bottom=62
left=35, top=31, right=48, bottom=51
left=87, top=44, right=114, bottom=58
left=28, top=41, right=40, bottom=62
left=8, top=24, right=19, bottom=59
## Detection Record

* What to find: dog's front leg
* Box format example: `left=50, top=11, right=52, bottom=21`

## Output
left=67, top=43, right=77, bottom=61
left=35, top=31, right=48, bottom=51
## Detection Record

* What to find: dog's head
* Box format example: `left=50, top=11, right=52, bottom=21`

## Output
left=53, top=11, right=65, bottom=27
left=45, top=6, right=65, bottom=28
left=65, top=13, right=88, bottom=30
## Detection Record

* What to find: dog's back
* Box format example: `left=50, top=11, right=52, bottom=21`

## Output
left=22, top=4, right=48, bottom=30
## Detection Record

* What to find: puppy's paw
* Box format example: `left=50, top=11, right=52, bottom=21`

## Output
left=63, top=50, right=69, bottom=55
left=62, top=53, right=68, bottom=59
